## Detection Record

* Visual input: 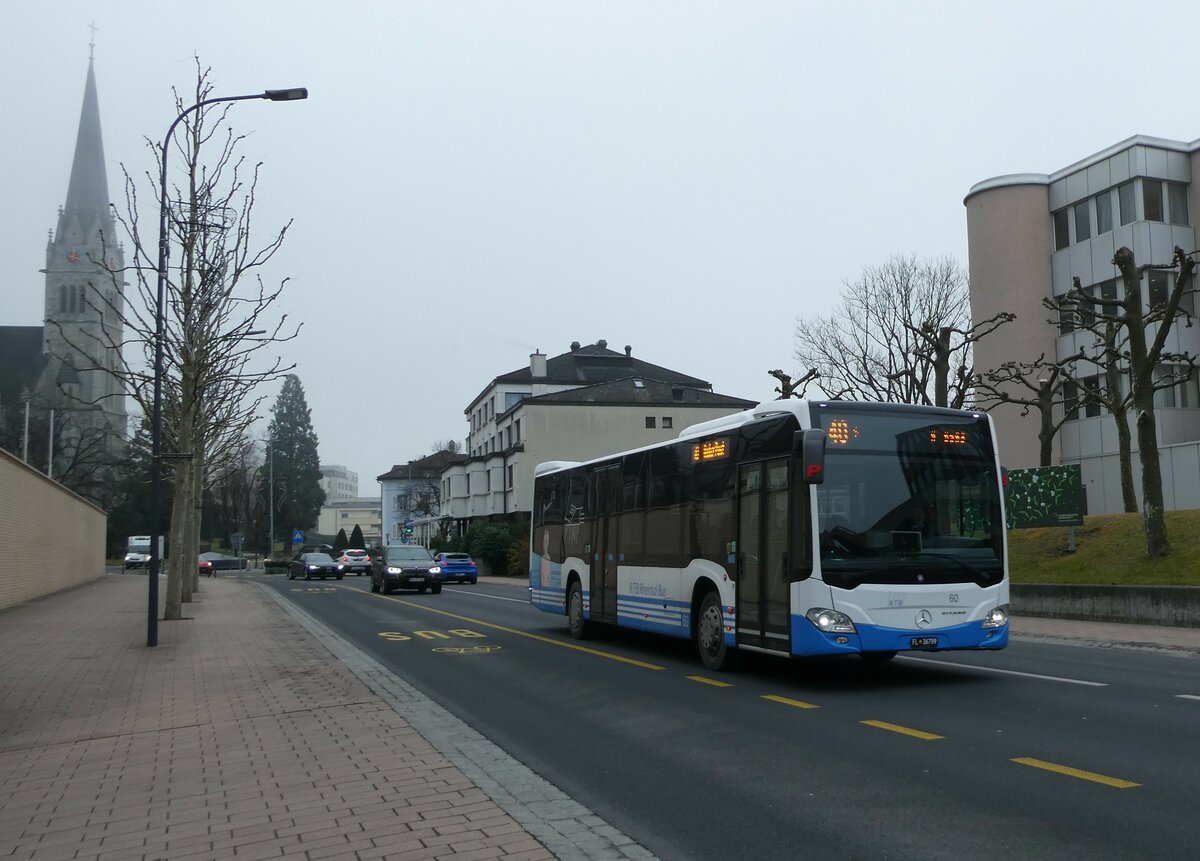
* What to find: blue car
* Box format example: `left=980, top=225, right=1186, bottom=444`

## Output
left=435, top=552, right=478, bottom=584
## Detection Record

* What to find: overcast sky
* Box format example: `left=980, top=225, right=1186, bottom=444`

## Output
left=4, top=1, right=1200, bottom=493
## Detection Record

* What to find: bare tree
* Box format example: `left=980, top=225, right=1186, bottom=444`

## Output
left=976, top=357, right=1070, bottom=469
left=768, top=368, right=818, bottom=400
left=795, top=255, right=1012, bottom=407
left=1043, top=246, right=1198, bottom=556
left=59, top=60, right=300, bottom=617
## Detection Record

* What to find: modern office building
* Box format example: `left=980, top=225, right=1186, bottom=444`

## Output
left=319, top=464, right=359, bottom=501
left=316, top=497, right=381, bottom=545
left=966, top=135, right=1200, bottom=513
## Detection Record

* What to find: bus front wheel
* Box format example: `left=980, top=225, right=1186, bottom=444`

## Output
left=567, top=581, right=592, bottom=640
left=697, top=591, right=732, bottom=671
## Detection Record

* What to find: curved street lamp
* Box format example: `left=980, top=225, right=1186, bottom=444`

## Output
left=148, top=87, right=307, bottom=647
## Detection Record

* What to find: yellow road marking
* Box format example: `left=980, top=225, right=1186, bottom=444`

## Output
left=687, top=675, right=733, bottom=688
left=1012, top=757, right=1140, bottom=789
left=762, top=694, right=819, bottom=710
left=861, top=719, right=943, bottom=740
left=367, top=592, right=665, bottom=670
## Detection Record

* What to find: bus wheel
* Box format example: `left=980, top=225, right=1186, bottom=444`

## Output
left=567, top=581, right=591, bottom=640
left=697, top=591, right=731, bottom=671
left=861, top=650, right=898, bottom=663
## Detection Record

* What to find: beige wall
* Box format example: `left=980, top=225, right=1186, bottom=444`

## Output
left=0, top=448, right=106, bottom=609
left=965, top=183, right=1058, bottom=468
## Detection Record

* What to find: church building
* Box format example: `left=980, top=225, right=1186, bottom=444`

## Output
left=0, top=49, right=127, bottom=467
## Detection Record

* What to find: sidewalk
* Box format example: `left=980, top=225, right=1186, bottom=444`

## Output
left=0, top=576, right=648, bottom=861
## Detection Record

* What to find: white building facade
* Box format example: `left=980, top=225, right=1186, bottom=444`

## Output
left=316, top=497, right=381, bottom=545
left=966, top=135, right=1200, bottom=513
left=441, top=341, right=756, bottom=529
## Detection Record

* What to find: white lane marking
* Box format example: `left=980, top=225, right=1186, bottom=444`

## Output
left=1176, top=694, right=1200, bottom=701
left=898, top=655, right=1108, bottom=686
left=444, top=587, right=529, bottom=604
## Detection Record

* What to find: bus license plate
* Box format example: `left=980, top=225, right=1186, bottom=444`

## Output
left=910, top=637, right=939, bottom=648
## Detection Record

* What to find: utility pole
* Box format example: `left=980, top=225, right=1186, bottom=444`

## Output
left=46, top=409, right=54, bottom=479
left=268, top=438, right=275, bottom=558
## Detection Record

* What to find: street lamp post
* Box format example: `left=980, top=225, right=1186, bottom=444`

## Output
left=147, top=87, right=307, bottom=647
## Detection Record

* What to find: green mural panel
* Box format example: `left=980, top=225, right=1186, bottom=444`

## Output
left=1005, top=464, right=1085, bottom=529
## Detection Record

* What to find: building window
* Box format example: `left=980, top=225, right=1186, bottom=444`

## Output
left=1095, top=189, right=1113, bottom=234
left=514, top=419, right=521, bottom=442
left=1085, top=376, right=1104, bottom=418
left=341, top=512, right=348, bottom=518
left=507, top=464, right=514, bottom=489
left=1074, top=200, right=1090, bottom=242
left=662, top=417, right=673, bottom=429
left=1168, top=183, right=1189, bottom=226
left=1058, top=304, right=1075, bottom=334
left=1143, top=179, right=1164, bottom=222
left=1099, top=279, right=1118, bottom=306
left=1053, top=209, right=1070, bottom=250
left=1118, top=181, right=1136, bottom=225
left=393, top=495, right=403, bottom=511
left=1062, top=379, right=1078, bottom=421
left=645, top=416, right=656, bottom=428
left=1148, top=271, right=1170, bottom=309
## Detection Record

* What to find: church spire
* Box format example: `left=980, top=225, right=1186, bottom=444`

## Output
left=63, top=53, right=110, bottom=232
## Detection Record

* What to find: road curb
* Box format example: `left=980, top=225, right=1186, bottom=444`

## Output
left=257, top=582, right=659, bottom=861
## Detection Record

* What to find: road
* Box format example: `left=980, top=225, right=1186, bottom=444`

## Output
left=259, top=574, right=1200, bottom=860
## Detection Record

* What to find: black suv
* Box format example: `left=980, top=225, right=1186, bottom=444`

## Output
left=371, top=545, right=443, bottom=595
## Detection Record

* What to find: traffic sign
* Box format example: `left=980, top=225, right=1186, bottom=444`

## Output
left=292, top=529, right=304, bottom=545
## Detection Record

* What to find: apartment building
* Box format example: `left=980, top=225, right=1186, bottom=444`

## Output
left=440, top=340, right=755, bottom=532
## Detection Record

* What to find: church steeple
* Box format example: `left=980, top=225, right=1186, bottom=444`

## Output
left=62, top=58, right=110, bottom=237
left=38, top=41, right=127, bottom=453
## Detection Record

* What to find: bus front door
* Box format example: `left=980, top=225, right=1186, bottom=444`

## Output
left=736, top=458, right=791, bottom=652
left=590, top=464, right=620, bottom=624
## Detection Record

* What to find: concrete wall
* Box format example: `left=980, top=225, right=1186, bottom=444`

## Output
left=1012, top=584, right=1200, bottom=627
left=0, top=448, right=106, bottom=609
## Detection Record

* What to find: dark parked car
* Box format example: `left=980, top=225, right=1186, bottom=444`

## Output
left=288, top=552, right=344, bottom=581
left=434, top=552, right=478, bottom=584
left=335, top=548, right=372, bottom=575
left=371, top=545, right=442, bottom=595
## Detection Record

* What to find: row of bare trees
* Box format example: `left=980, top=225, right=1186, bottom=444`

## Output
left=784, top=250, right=1198, bottom=558
left=58, top=61, right=302, bottom=618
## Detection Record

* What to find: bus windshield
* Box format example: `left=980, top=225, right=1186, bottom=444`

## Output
left=811, top=406, right=1003, bottom=589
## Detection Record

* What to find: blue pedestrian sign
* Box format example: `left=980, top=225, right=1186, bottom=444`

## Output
left=292, top=529, right=304, bottom=545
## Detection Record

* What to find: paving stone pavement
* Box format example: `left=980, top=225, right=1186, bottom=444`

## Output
left=0, top=575, right=656, bottom=861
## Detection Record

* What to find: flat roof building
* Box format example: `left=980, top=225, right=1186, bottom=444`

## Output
left=966, top=135, right=1200, bottom=513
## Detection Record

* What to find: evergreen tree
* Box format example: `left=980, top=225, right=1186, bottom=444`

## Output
left=333, top=528, right=349, bottom=553
left=265, top=375, right=325, bottom=550
left=349, top=524, right=365, bottom=549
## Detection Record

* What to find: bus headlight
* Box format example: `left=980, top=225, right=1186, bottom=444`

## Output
left=806, top=608, right=856, bottom=634
left=982, top=605, right=1009, bottom=629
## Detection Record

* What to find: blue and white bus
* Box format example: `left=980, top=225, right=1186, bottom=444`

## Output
left=529, top=400, right=1009, bottom=670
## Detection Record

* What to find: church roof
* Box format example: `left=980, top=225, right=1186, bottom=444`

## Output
left=0, top=327, right=45, bottom=408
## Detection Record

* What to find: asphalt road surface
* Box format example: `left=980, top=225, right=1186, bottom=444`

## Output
left=260, top=575, right=1200, bottom=861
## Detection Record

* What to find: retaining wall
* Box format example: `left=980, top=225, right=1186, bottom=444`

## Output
left=1012, top=584, right=1200, bottom=627
left=0, top=448, right=106, bottom=609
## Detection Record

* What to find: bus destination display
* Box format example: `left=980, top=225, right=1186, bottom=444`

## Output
left=693, top=438, right=730, bottom=462
left=824, top=416, right=973, bottom=448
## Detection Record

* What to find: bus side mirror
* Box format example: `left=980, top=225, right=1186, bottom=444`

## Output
left=795, top=429, right=827, bottom=484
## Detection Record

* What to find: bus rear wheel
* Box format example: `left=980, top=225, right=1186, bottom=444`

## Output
left=697, top=591, right=732, bottom=671
left=567, top=581, right=592, bottom=640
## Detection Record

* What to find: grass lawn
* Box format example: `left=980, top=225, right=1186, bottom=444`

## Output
left=1008, top=509, right=1200, bottom=586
